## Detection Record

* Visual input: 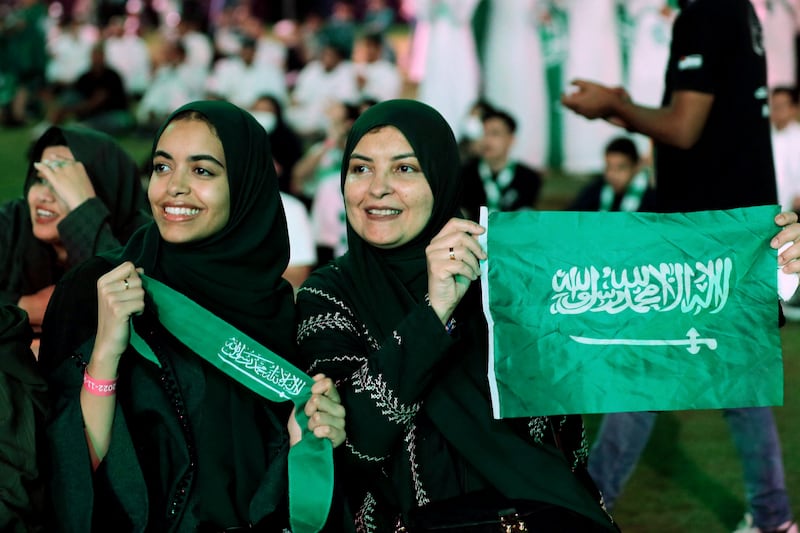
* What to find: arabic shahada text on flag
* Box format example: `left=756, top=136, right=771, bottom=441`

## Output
left=479, top=206, right=783, bottom=418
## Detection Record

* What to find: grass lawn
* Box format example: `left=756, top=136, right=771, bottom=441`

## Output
left=1, top=122, right=797, bottom=532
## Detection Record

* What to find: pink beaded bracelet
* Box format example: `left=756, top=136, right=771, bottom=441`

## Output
left=83, top=369, right=117, bottom=396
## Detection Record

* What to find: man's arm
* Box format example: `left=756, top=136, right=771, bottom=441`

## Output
left=561, top=79, right=714, bottom=149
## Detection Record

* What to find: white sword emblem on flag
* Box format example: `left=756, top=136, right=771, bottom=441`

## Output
left=570, top=327, right=718, bottom=355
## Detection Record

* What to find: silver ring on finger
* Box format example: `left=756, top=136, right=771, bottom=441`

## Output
left=123, top=278, right=130, bottom=290
left=449, top=247, right=456, bottom=261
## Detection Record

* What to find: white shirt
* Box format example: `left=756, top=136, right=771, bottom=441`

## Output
left=281, top=193, right=317, bottom=267
left=356, top=59, right=402, bottom=102
left=255, top=36, right=288, bottom=71
left=104, top=34, right=152, bottom=95
left=182, top=31, right=214, bottom=71
left=137, top=62, right=207, bottom=123
left=206, top=56, right=288, bottom=109
left=311, top=176, right=348, bottom=258
left=46, top=29, right=94, bottom=84
left=286, top=60, right=359, bottom=134
left=772, top=121, right=800, bottom=212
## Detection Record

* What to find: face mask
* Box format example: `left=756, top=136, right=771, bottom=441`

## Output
left=251, top=111, right=277, bottom=134
left=460, top=115, right=484, bottom=141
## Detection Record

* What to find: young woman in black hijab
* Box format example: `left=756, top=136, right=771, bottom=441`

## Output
left=295, top=99, right=618, bottom=531
left=0, top=125, right=149, bottom=342
left=38, top=100, right=345, bottom=532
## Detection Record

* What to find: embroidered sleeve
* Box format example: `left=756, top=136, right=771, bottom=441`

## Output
left=296, top=276, right=457, bottom=461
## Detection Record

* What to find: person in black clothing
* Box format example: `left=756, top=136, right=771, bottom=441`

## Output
left=249, top=94, right=305, bottom=195
left=562, top=1, right=797, bottom=530
left=568, top=137, right=656, bottom=212
left=562, top=0, right=776, bottom=213
left=38, top=101, right=346, bottom=531
left=45, top=43, right=134, bottom=135
left=459, top=108, right=543, bottom=221
left=296, top=99, right=617, bottom=532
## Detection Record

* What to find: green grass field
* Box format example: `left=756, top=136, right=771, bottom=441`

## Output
left=1, top=123, right=797, bottom=532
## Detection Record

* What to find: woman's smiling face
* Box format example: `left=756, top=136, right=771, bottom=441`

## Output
left=344, top=126, right=434, bottom=249
left=148, top=118, right=231, bottom=244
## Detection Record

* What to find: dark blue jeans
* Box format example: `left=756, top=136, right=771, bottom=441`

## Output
left=588, top=408, right=792, bottom=529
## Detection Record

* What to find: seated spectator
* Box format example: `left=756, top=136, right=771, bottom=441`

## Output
left=568, top=136, right=657, bottom=212
left=205, top=37, right=288, bottom=109
left=300, top=102, right=361, bottom=262
left=0, top=125, right=150, bottom=355
left=41, top=43, right=135, bottom=136
left=273, top=18, right=308, bottom=90
left=136, top=39, right=206, bottom=136
left=249, top=94, right=304, bottom=194
left=459, top=108, right=543, bottom=221
left=37, top=100, right=345, bottom=531
left=44, top=15, right=95, bottom=97
left=291, top=100, right=359, bottom=208
left=294, top=99, right=618, bottom=532
left=177, top=13, right=213, bottom=73
left=354, top=32, right=402, bottom=103
left=240, top=14, right=288, bottom=71
left=211, top=5, right=244, bottom=58
left=285, top=41, right=359, bottom=138
left=102, top=16, right=151, bottom=100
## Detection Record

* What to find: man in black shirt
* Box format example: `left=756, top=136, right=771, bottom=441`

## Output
left=562, top=1, right=795, bottom=531
left=563, top=0, right=777, bottom=213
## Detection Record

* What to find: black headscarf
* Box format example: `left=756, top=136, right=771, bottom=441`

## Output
left=0, top=126, right=148, bottom=303
left=107, top=100, right=296, bottom=356
left=338, top=99, right=462, bottom=340
left=25, top=125, right=147, bottom=242
left=335, top=100, right=614, bottom=529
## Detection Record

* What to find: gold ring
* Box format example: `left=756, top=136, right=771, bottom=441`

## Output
left=123, top=279, right=130, bottom=290
left=449, top=247, right=456, bottom=261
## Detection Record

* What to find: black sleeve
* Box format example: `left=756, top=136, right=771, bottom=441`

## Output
left=38, top=258, right=147, bottom=532
left=295, top=277, right=455, bottom=464
left=669, top=4, right=720, bottom=95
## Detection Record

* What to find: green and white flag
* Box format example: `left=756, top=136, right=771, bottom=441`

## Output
left=479, top=206, right=783, bottom=418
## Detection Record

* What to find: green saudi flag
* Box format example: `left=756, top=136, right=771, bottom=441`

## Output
left=479, top=206, right=783, bottom=418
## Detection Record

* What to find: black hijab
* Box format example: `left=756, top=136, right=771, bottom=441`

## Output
left=338, top=99, right=462, bottom=340
left=0, top=126, right=148, bottom=302
left=336, top=100, right=614, bottom=529
left=108, top=100, right=296, bottom=356
left=25, top=125, right=147, bottom=242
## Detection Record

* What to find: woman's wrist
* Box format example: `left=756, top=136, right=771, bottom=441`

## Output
left=426, top=294, right=455, bottom=328
left=87, top=350, right=122, bottom=380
